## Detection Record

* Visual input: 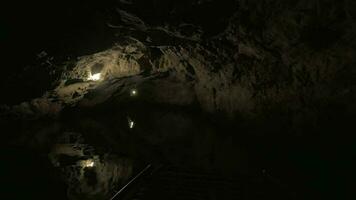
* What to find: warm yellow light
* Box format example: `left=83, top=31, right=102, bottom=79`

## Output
left=81, top=159, right=95, bottom=168
left=88, top=73, right=101, bottom=81
left=130, top=89, right=137, bottom=96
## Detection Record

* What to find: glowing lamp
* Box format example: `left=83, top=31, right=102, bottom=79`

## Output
left=88, top=73, right=101, bottom=81
left=130, top=89, right=137, bottom=96
left=81, top=159, right=95, bottom=168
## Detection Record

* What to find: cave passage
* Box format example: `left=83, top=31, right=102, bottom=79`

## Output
left=0, top=1, right=355, bottom=200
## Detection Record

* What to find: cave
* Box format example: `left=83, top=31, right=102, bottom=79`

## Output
left=0, top=0, right=355, bottom=200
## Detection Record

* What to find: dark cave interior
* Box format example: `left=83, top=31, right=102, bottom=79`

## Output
left=0, top=0, right=355, bottom=200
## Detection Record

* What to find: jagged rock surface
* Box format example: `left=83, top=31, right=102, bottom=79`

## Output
left=1, top=1, right=355, bottom=199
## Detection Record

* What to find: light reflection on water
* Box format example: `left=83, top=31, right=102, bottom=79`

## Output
left=49, top=132, right=134, bottom=200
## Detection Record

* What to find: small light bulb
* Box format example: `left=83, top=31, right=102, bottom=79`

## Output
left=81, top=159, right=95, bottom=168
left=130, top=89, right=137, bottom=96
left=88, top=73, right=101, bottom=81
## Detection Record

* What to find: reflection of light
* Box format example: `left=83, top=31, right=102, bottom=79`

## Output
left=130, top=89, right=137, bottom=97
left=88, top=73, right=101, bottom=81
left=81, top=159, right=95, bottom=168
left=128, top=118, right=135, bottom=129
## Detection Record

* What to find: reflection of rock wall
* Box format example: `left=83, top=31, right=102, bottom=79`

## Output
left=49, top=132, right=133, bottom=200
